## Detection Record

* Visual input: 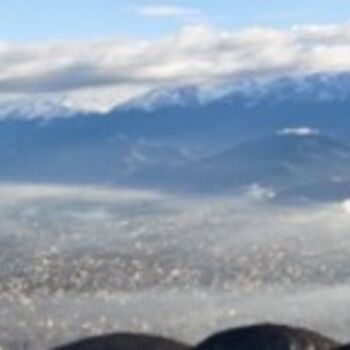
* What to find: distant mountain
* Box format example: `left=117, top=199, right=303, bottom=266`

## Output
left=105, top=72, right=350, bottom=147
left=0, top=96, right=77, bottom=120
left=123, top=73, right=350, bottom=112
left=123, top=86, right=202, bottom=111
left=0, top=120, right=191, bottom=185
left=130, top=131, right=350, bottom=193
left=1, top=72, right=350, bottom=198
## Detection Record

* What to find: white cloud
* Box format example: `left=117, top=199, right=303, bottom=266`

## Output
left=2, top=23, right=350, bottom=112
left=132, top=5, right=198, bottom=18
left=0, top=184, right=164, bottom=203
left=341, top=199, right=350, bottom=214
left=277, top=127, right=320, bottom=137
left=246, top=183, right=276, bottom=200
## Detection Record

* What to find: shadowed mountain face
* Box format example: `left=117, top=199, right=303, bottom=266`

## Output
left=171, top=133, right=350, bottom=193
left=194, top=324, right=339, bottom=350
left=52, top=333, right=190, bottom=350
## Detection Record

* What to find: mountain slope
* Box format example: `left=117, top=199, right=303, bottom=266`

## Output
left=1, top=73, right=350, bottom=192
left=153, top=131, right=350, bottom=194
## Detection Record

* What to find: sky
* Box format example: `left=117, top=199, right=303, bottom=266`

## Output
left=1, top=0, right=350, bottom=43
left=1, top=1, right=350, bottom=114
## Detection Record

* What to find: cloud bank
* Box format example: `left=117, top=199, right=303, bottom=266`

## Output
left=2, top=23, right=350, bottom=112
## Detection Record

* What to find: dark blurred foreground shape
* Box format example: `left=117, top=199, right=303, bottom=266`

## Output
left=194, top=324, right=339, bottom=350
left=337, top=346, right=350, bottom=350
left=52, top=324, right=342, bottom=350
left=52, top=332, right=190, bottom=350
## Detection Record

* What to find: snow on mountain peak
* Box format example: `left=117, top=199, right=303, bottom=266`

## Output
left=2, top=72, right=350, bottom=119
left=0, top=95, right=78, bottom=120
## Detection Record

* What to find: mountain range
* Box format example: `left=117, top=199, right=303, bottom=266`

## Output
left=2, top=72, right=350, bottom=202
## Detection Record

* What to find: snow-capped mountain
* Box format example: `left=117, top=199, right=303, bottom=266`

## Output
left=123, top=73, right=350, bottom=112
left=1, top=72, right=350, bottom=201
left=3, top=72, right=350, bottom=120
left=0, top=95, right=80, bottom=120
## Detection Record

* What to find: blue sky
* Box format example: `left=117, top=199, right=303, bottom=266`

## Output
left=1, top=0, right=350, bottom=43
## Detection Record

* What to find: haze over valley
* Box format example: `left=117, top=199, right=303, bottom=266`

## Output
left=1, top=185, right=350, bottom=349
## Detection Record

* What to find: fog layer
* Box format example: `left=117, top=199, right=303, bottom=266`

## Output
left=0, top=184, right=349, bottom=349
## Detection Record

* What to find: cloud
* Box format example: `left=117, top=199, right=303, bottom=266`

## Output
left=341, top=199, right=350, bottom=214
left=245, top=183, right=276, bottom=200
left=277, top=127, right=320, bottom=137
left=2, top=23, right=350, bottom=111
left=0, top=184, right=164, bottom=203
left=132, top=5, right=199, bottom=18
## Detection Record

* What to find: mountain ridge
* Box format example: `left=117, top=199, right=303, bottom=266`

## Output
left=3, top=72, right=350, bottom=120
left=1, top=73, right=350, bottom=201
